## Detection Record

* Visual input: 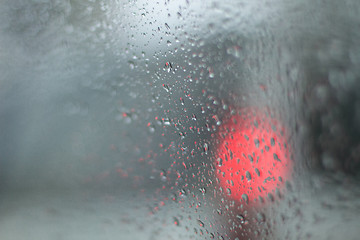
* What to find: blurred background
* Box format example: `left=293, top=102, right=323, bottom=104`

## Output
left=1, top=0, right=360, bottom=239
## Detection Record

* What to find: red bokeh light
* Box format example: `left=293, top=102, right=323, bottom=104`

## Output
left=215, top=107, right=293, bottom=206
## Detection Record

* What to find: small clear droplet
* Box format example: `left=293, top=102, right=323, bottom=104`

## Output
left=203, top=143, right=209, bottom=154
left=173, top=217, right=180, bottom=226
left=197, top=219, right=205, bottom=227
left=236, top=214, right=245, bottom=223
left=273, top=153, right=281, bottom=162
left=128, top=61, right=135, bottom=69
left=199, top=187, right=206, bottom=194
left=271, top=138, right=275, bottom=146
left=226, top=188, right=231, bottom=195
left=217, top=158, right=223, bottom=167
left=254, top=139, right=260, bottom=148
left=241, top=194, right=249, bottom=204
left=163, top=84, right=170, bottom=92
left=256, top=212, right=266, bottom=222
left=245, top=171, right=251, bottom=181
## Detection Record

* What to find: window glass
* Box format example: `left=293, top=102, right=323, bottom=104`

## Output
left=1, top=1, right=360, bottom=239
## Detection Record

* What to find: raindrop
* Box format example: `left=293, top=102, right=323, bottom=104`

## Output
left=148, top=124, right=155, bottom=133
left=180, top=188, right=187, bottom=198
left=203, top=143, right=209, bottom=154
left=268, top=193, right=274, bottom=202
left=162, top=84, right=170, bottom=92
left=171, top=193, right=177, bottom=202
left=273, top=153, right=281, bottom=162
left=128, top=61, right=135, bottom=69
left=254, top=138, right=260, bottom=148
left=241, top=194, right=249, bottom=204
left=226, top=188, right=231, bottom=195
left=236, top=214, right=245, bottom=223
left=255, top=168, right=260, bottom=177
left=197, top=219, right=205, bottom=227
left=226, top=45, right=241, bottom=58
left=162, top=118, right=171, bottom=126
left=160, top=169, right=167, bottom=182
left=173, top=217, right=180, bottom=226
left=164, top=62, right=172, bottom=72
left=216, top=158, right=223, bottom=167
left=245, top=171, right=251, bottom=181
left=199, top=187, right=206, bottom=195
left=256, top=212, right=266, bottom=223
left=271, top=138, right=275, bottom=146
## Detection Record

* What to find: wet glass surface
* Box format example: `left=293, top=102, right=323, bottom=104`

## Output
left=1, top=0, right=360, bottom=239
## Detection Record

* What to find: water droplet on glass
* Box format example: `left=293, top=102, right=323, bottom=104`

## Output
left=254, top=138, right=260, bottom=148
left=273, top=153, right=281, bottom=162
left=217, top=158, right=223, bottom=167
left=245, top=171, right=251, bottom=181
left=160, top=169, right=167, bottom=182
left=173, top=217, right=180, bottom=226
left=197, top=219, right=205, bottom=227
left=255, top=168, right=260, bottom=177
left=265, top=145, right=269, bottom=152
left=128, top=61, right=135, bottom=69
left=164, top=62, right=172, bottom=72
left=256, top=212, right=266, bottom=223
left=203, top=143, right=209, bottom=154
left=236, top=214, right=245, bottom=223
left=271, top=138, right=275, bottom=146
left=162, top=84, right=170, bottom=92
left=199, top=187, right=206, bottom=194
left=241, top=194, right=249, bottom=204
left=226, top=188, right=231, bottom=195
left=162, top=118, right=171, bottom=126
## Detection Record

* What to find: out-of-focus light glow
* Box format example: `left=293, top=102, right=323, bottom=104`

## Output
left=215, top=107, right=293, bottom=206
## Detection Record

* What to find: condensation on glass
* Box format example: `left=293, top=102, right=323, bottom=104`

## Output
left=1, top=0, right=360, bottom=240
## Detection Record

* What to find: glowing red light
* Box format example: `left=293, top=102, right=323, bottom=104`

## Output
left=215, top=107, right=293, bottom=206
